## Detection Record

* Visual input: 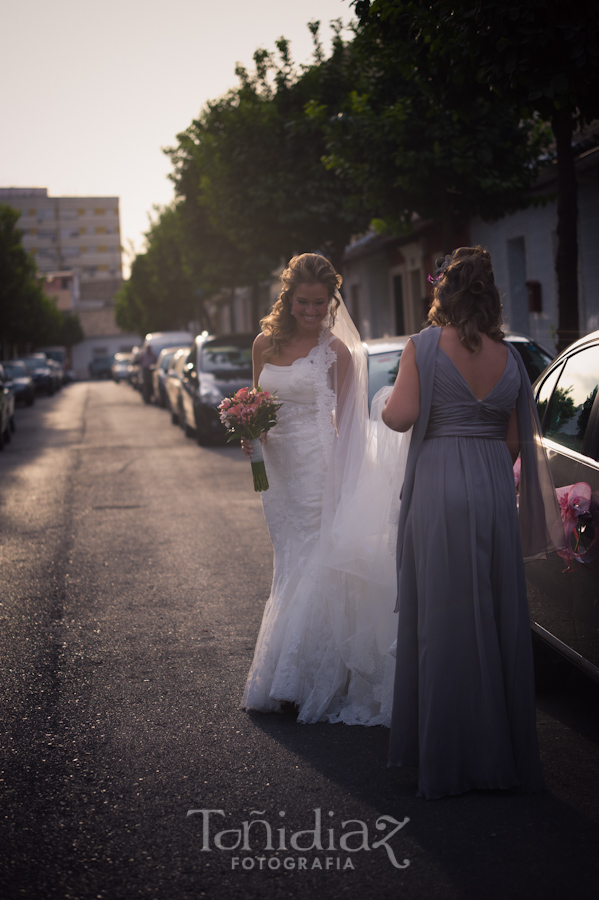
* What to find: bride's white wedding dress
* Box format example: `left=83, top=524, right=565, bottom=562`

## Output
left=242, top=329, right=408, bottom=725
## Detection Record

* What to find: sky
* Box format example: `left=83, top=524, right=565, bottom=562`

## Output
left=0, top=0, right=354, bottom=274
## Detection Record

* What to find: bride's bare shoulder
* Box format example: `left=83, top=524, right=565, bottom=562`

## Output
left=254, top=332, right=270, bottom=351
left=330, top=336, right=351, bottom=362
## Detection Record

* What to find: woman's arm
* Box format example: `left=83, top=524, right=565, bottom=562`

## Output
left=382, top=338, right=420, bottom=432
left=242, top=334, right=270, bottom=457
left=506, top=406, right=520, bottom=463
left=252, top=333, right=269, bottom=388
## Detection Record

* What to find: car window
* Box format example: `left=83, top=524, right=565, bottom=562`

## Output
left=543, top=346, right=599, bottom=454
left=368, top=351, right=402, bottom=405
left=535, top=363, right=563, bottom=426
left=200, top=343, right=253, bottom=375
left=509, top=341, right=553, bottom=383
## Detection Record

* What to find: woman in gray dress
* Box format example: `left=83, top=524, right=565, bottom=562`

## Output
left=382, top=246, right=564, bottom=800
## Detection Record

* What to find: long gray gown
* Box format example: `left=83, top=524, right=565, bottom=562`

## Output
left=388, top=326, right=546, bottom=800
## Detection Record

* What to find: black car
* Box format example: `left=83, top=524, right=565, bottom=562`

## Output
left=526, top=329, right=599, bottom=686
left=89, top=355, right=115, bottom=379
left=0, top=364, right=16, bottom=449
left=16, top=355, right=56, bottom=395
left=180, top=333, right=254, bottom=445
left=1, top=360, right=35, bottom=406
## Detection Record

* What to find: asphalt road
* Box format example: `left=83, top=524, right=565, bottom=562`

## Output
left=0, top=381, right=598, bottom=900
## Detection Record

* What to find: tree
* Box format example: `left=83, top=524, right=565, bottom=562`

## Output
left=352, top=0, right=599, bottom=349
left=166, top=24, right=371, bottom=274
left=0, top=204, right=64, bottom=355
left=311, top=55, right=549, bottom=253
left=115, top=203, right=215, bottom=336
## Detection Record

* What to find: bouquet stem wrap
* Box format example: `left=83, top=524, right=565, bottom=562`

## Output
left=250, top=438, right=269, bottom=492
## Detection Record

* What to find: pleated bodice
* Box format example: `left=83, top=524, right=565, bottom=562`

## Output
left=425, top=347, right=520, bottom=440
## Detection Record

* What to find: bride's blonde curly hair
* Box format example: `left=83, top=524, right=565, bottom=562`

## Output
left=260, top=253, right=343, bottom=359
left=427, top=246, right=504, bottom=353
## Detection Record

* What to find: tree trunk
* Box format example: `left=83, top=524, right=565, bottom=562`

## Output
left=553, top=108, right=579, bottom=353
left=440, top=190, right=454, bottom=255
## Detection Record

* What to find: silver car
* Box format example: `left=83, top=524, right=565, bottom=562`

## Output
left=364, top=331, right=554, bottom=407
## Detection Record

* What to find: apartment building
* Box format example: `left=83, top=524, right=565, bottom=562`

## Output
left=0, top=187, right=141, bottom=375
left=0, top=186, right=122, bottom=281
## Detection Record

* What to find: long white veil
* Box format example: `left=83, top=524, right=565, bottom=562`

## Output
left=317, top=291, right=411, bottom=724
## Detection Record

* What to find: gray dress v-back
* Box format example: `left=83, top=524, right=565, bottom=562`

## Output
left=389, top=330, right=544, bottom=799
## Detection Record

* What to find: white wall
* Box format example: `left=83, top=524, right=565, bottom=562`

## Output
left=71, top=334, right=141, bottom=379
left=471, top=182, right=599, bottom=353
left=471, top=202, right=558, bottom=352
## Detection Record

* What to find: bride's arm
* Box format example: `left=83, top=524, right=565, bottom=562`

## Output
left=252, top=332, right=269, bottom=388
left=382, top=338, right=420, bottom=432
left=242, top=333, right=270, bottom=457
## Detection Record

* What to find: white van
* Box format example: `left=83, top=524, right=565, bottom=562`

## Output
left=142, top=331, right=194, bottom=359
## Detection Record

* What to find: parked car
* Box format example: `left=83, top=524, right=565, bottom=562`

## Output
left=164, top=347, right=192, bottom=426
left=89, top=355, right=115, bottom=379
left=46, top=358, right=64, bottom=389
left=0, top=360, right=35, bottom=406
left=153, top=347, right=185, bottom=408
left=16, top=354, right=56, bottom=395
left=128, top=347, right=142, bottom=389
left=364, top=331, right=554, bottom=407
left=0, top=364, right=16, bottom=450
left=525, top=329, right=599, bottom=686
left=181, top=333, right=254, bottom=445
left=39, top=345, right=70, bottom=382
left=111, top=352, right=132, bottom=383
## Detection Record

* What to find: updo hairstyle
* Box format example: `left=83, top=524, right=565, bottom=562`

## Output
left=260, top=253, right=342, bottom=359
left=427, top=246, right=504, bottom=353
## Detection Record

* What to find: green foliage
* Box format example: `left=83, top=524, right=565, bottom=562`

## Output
left=340, top=1, right=556, bottom=248
left=353, top=0, right=599, bottom=123
left=352, top=0, right=599, bottom=343
left=115, top=203, right=214, bottom=336
left=0, top=203, right=70, bottom=353
left=166, top=22, right=371, bottom=273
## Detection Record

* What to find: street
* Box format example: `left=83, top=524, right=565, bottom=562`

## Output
left=1, top=381, right=598, bottom=900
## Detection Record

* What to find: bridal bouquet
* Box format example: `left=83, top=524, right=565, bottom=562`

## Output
left=218, top=387, right=282, bottom=492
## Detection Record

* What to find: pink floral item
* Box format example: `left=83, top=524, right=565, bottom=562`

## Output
left=218, top=387, right=282, bottom=491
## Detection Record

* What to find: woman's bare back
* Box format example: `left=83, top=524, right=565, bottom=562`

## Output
left=438, top=325, right=508, bottom=401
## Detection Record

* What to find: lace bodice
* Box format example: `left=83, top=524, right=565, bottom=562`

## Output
left=259, top=337, right=336, bottom=443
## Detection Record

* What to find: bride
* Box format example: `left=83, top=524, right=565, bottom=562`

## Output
left=241, top=253, right=407, bottom=725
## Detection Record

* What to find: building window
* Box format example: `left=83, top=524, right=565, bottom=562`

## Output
left=94, top=208, right=106, bottom=215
